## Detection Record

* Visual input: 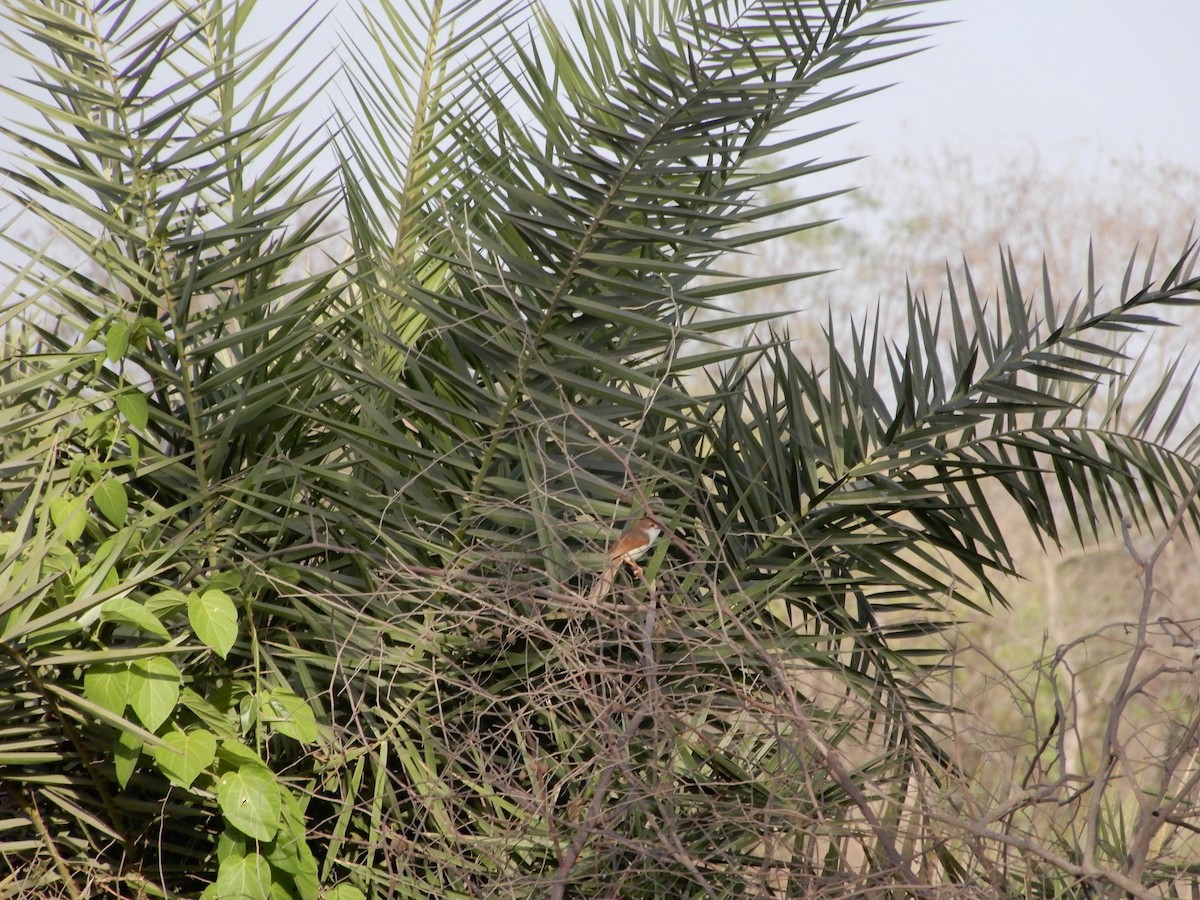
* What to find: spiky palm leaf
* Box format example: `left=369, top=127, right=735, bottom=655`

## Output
left=0, top=0, right=344, bottom=892
left=3, top=0, right=1200, bottom=896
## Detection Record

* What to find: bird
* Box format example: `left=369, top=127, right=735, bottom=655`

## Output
left=588, top=515, right=662, bottom=602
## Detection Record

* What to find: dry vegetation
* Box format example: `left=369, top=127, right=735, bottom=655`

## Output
left=721, top=142, right=1200, bottom=894
left=4, top=1, right=1200, bottom=896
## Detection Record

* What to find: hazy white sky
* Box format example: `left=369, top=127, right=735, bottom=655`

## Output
left=819, top=0, right=1199, bottom=168
left=1, top=0, right=1196, bottom=202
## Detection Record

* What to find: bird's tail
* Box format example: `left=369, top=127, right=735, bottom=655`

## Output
left=588, top=562, right=617, bottom=603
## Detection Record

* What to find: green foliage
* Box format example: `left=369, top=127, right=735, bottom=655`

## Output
left=0, top=0, right=336, bottom=893
left=2, top=0, right=1199, bottom=897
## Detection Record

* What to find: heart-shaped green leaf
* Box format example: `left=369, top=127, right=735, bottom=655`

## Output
left=84, top=662, right=130, bottom=714
left=215, top=850, right=271, bottom=900
left=263, top=689, right=318, bottom=744
left=93, top=477, right=128, bottom=527
left=129, top=656, right=180, bottom=731
left=114, top=391, right=148, bottom=430
left=188, top=589, right=238, bottom=658
left=101, top=597, right=170, bottom=639
left=49, top=496, right=88, bottom=543
left=105, top=320, right=130, bottom=362
left=153, top=727, right=217, bottom=789
left=218, top=765, right=281, bottom=842
left=114, top=730, right=141, bottom=789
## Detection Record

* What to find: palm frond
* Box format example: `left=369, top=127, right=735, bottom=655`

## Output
left=6, top=0, right=1200, bottom=895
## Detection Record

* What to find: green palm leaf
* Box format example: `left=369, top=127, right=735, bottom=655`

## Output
left=4, top=0, right=1200, bottom=895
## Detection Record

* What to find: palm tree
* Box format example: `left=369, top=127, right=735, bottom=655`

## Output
left=1, top=0, right=1198, bottom=896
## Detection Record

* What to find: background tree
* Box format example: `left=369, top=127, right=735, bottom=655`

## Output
left=727, top=145, right=1200, bottom=361
left=1, top=1, right=1199, bottom=898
